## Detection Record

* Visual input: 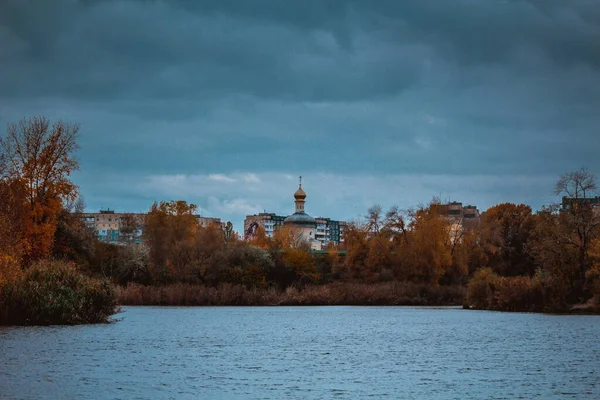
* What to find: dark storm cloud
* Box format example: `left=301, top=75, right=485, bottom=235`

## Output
left=1, top=0, right=599, bottom=222
left=0, top=0, right=420, bottom=101
left=2, top=0, right=597, bottom=102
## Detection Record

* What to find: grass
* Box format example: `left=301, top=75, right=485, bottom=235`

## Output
left=115, top=281, right=465, bottom=306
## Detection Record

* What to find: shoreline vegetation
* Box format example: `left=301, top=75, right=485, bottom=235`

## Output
left=115, top=282, right=465, bottom=307
left=0, top=261, right=116, bottom=325
left=1, top=117, right=600, bottom=325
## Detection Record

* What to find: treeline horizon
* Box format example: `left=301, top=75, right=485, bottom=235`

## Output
left=1, top=116, right=600, bottom=325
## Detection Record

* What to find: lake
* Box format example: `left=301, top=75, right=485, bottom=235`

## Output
left=1, top=306, right=599, bottom=399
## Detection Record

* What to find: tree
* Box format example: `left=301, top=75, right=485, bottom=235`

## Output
left=249, top=226, right=271, bottom=249
left=0, top=179, right=28, bottom=284
left=586, top=239, right=600, bottom=298
left=0, top=117, right=80, bottom=261
left=529, top=205, right=588, bottom=302
left=187, top=223, right=226, bottom=284
left=366, top=205, right=383, bottom=235
left=448, top=228, right=485, bottom=281
left=117, top=244, right=151, bottom=284
left=119, top=213, right=142, bottom=245
left=383, top=205, right=410, bottom=245
left=394, top=202, right=453, bottom=285
left=271, top=226, right=304, bottom=250
left=211, top=241, right=273, bottom=288
left=555, top=167, right=597, bottom=200
left=480, top=203, right=535, bottom=276
left=143, top=200, right=199, bottom=282
left=342, top=222, right=369, bottom=280
left=53, top=196, right=96, bottom=267
left=553, top=167, right=600, bottom=284
left=324, top=242, right=340, bottom=271
left=282, top=247, right=318, bottom=285
left=364, top=233, right=392, bottom=281
left=224, top=221, right=234, bottom=241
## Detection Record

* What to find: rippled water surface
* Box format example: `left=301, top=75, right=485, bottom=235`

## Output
left=1, top=306, right=599, bottom=399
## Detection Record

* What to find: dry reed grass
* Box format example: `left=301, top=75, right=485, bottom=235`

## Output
left=116, top=282, right=465, bottom=306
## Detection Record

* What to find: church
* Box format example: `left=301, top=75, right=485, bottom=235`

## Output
left=244, top=177, right=346, bottom=249
left=283, top=178, right=322, bottom=250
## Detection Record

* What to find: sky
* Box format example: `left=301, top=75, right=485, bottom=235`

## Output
left=1, top=0, right=600, bottom=231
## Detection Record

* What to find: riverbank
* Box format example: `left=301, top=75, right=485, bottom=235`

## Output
left=115, top=282, right=465, bottom=306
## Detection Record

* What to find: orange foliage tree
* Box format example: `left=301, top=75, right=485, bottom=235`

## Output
left=249, top=225, right=271, bottom=249
left=282, top=246, right=319, bottom=284
left=143, top=200, right=200, bottom=282
left=392, top=202, right=453, bottom=285
left=189, top=223, right=226, bottom=283
left=270, top=226, right=304, bottom=250
left=341, top=222, right=369, bottom=280
left=267, top=226, right=318, bottom=284
left=0, top=180, right=28, bottom=284
left=586, top=239, right=600, bottom=298
left=480, top=203, right=535, bottom=276
left=0, top=117, right=79, bottom=263
left=553, top=168, right=600, bottom=282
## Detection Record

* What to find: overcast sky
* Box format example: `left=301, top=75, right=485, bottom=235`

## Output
left=1, top=0, right=599, bottom=230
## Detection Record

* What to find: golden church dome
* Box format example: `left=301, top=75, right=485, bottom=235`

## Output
left=294, top=185, right=306, bottom=200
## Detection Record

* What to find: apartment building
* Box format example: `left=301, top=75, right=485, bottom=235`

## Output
left=244, top=182, right=347, bottom=249
left=78, top=210, right=142, bottom=243
left=444, top=202, right=481, bottom=227
left=244, top=213, right=286, bottom=239
left=78, top=210, right=224, bottom=244
left=315, top=217, right=347, bottom=246
left=561, top=196, right=600, bottom=210
left=440, top=202, right=480, bottom=243
left=245, top=212, right=346, bottom=248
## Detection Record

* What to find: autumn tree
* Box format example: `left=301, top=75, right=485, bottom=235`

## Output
left=53, top=196, right=96, bottom=266
left=585, top=239, right=600, bottom=298
left=0, top=179, right=28, bottom=284
left=117, top=243, right=151, bottom=284
left=342, top=222, right=370, bottom=280
left=187, top=223, right=226, bottom=284
left=364, top=233, right=393, bottom=281
left=270, top=226, right=304, bottom=250
left=554, top=167, right=600, bottom=282
left=282, top=246, right=319, bottom=285
left=394, top=202, right=453, bottom=285
left=529, top=209, right=580, bottom=286
left=249, top=225, right=270, bottom=249
left=480, top=203, right=535, bottom=276
left=366, top=205, right=384, bottom=235
left=324, top=242, right=340, bottom=273
left=217, top=241, right=273, bottom=288
left=383, top=205, right=410, bottom=245
left=224, top=221, right=234, bottom=241
left=0, top=117, right=80, bottom=261
left=119, top=213, right=142, bottom=245
left=143, top=200, right=199, bottom=282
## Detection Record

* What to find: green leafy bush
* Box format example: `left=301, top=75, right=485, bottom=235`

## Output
left=0, top=260, right=117, bottom=325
